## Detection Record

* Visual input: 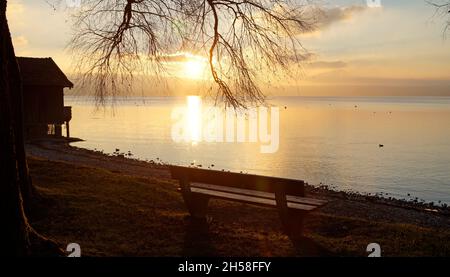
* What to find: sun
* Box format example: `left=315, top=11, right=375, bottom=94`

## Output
left=183, top=57, right=207, bottom=79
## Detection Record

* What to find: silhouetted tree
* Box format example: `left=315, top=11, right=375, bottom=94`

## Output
left=4, top=0, right=447, bottom=257
left=2, top=0, right=446, bottom=257
left=0, top=0, right=315, bottom=255
left=0, top=0, right=62, bottom=256
left=70, top=0, right=316, bottom=108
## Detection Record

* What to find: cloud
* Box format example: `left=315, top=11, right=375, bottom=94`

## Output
left=308, top=60, right=347, bottom=69
left=7, top=1, right=24, bottom=14
left=6, top=0, right=25, bottom=27
left=13, top=36, right=28, bottom=48
left=157, top=53, right=189, bottom=63
left=301, top=5, right=368, bottom=34
left=156, top=52, right=208, bottom=65
left=318, top=6, right=367, bottom=28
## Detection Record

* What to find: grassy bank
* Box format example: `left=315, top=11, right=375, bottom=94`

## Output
left=28, top=156, right=450, bottom=256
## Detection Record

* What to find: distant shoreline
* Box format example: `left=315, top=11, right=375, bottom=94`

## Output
left=64, top=94, right=450, bottom=100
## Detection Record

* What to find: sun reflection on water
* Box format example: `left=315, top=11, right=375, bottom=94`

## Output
left=187, top=95, right=202, bottom=145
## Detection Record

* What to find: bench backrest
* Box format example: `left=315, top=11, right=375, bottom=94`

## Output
left=169, top=165, right=305, bottom=197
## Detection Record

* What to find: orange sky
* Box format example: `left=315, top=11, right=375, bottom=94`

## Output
left=7, top=0, right=450, bottom=96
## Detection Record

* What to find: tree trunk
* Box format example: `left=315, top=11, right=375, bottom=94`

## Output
left=0, top=0, right=62, bottom=256
left=13, top=55, right=34, bottom=215
left=1, top=0, right=34, bottom=214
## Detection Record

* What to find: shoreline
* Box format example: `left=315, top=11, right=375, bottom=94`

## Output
left=27, top=138, right=450, bottom=217
left=26, top=139, right=450, bottom=256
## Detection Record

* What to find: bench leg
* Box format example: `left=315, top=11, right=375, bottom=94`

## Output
left=184, top=193, right=210, bottom=219
left=280, top=210, right=306, bottom=241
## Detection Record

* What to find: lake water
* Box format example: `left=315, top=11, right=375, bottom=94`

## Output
left=65, top=96, right=450, bottom=205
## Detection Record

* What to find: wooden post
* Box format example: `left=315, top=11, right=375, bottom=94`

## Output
left=275, top=185, right=305, bottom=241
left=55, top=124, right=62, bottom=137
left=179, top=176, right=210, bottom=219
left=66, top=121, right=70, bottom=138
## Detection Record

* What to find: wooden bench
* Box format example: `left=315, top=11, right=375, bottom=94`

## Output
left=169, top=165, right=327, bottom=241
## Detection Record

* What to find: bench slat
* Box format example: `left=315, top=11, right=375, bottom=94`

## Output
left=191, top=182, right=327, bottom=206
left=190, top=187, right=318, bottom=211
left=170, top=165, right=305, bottom=196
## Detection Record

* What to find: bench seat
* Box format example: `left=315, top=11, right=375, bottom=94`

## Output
left=190, top=182, right=326, bottom=211
left=169, top=165, right=328, bottom=241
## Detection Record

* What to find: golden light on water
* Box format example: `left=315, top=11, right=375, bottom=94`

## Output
left=187, top=96, right=202, bottom=145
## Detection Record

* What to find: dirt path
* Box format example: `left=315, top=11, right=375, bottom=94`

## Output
left=26, top=140, right=170, bottom=179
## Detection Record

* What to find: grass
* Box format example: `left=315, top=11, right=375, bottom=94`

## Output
left=28, top=157, right=450, bottom=256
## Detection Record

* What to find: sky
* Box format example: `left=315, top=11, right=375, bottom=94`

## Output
left=6, top=0, right=450, bottom=96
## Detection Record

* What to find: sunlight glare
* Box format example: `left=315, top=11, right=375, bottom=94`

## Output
left=183, top=57, right=206, bottom=79
left=187, top=96, right=202, bottom=145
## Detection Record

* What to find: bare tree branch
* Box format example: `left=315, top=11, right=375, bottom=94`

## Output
left=69, top=0, right=317, bottom=108
left=426, top=0, right=450, bottom=37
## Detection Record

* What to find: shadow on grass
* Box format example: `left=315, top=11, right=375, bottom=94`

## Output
left=291, top=236, right=334, bottom=257
left=182, top=216, right=216, bottom=256
left=182, top=214, right=332, bottom=257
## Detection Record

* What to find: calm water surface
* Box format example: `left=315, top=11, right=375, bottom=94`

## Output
left=65, top=96, right=450, bottom=205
